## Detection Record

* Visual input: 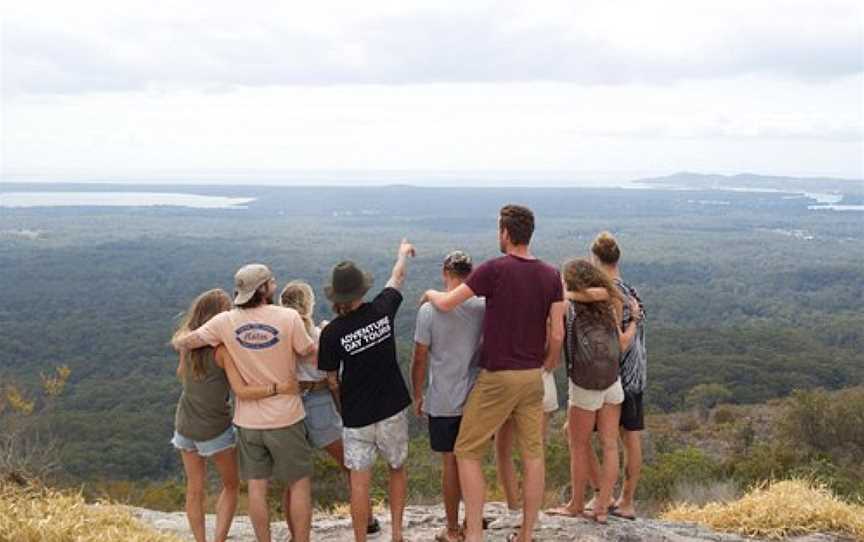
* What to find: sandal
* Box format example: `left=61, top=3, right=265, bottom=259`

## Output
left=505, top=532, right=533, bottom=542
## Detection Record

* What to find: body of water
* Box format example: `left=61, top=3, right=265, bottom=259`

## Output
left=0, top=192, right=255, bottom=209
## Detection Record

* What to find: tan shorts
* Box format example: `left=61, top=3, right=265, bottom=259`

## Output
left=455, top=369, right=544, bottom=461
left=236, top=422, right=313, bottom=484
left=568, top=378, right=624, bottom=412
left=542, top=370, right=559, bottom=413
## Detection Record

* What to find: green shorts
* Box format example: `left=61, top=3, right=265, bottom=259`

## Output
left=236, top=422, right=313, bottom=484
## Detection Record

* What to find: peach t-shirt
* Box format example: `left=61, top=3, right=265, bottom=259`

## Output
left=194, top=305, right=313, bottom=429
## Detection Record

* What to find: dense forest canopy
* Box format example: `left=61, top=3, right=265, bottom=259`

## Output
left=1, top=181, right=862, bottom=481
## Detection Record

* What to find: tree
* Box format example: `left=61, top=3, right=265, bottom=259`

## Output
left=0, top=366, right=71, bottom=479
left=685, top=383, right=733, bottom=421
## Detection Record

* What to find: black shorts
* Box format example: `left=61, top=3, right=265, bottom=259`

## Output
left=428, top=416, right=462, bottom=453
left=620, top=392, right=644, bottom=431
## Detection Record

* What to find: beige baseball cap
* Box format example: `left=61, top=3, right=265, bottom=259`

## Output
left=234, top=263, right=273, bottom=305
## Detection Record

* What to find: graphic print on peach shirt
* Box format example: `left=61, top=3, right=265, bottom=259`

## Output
left=195, top=305, right=313, bottom=429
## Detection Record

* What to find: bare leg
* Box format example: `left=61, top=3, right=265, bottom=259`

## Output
left=541, top=412, right=553, bottom=441
left=324, top=439, right=375, bottom=525
left=495, top=419, right=520, bottom=510
left=388, top=466, right=407, bottom=542
left=350, top=470, right=372, bottom=542
left=287, top=476, right=312, bottom=542
left=282, top=486, right=295, bottom=539
left=442, top=453, right=461, bottom=530
left=456, top=457, right=486, bottom=542
left=584, top=441, right=602, bottom=510
left=565, top=406, right=597, bottom=514
left=615, top=429, right=642, bottom=517
left=210, top=448, right=239, bottom=542
left=519, top=456, right=545, bottom=542
left=180, top=451, right=207, bottom=542
left=247, top=479, right=271, bottom=542
left=594, top=404, right=621, bottom=521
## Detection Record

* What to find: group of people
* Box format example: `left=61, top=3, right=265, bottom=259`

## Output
left=170, top=204, right=647, bottom=542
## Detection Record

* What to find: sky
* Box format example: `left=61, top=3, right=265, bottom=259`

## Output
left=2, top=0, right=863, bottom=184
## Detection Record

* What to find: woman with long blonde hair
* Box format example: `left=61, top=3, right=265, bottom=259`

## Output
left=279, top=280, right=380, bottom=537
left=171, top=289, right=239, bottom=542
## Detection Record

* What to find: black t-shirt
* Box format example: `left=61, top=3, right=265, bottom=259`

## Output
left=318, top=287, right=412, bottom=428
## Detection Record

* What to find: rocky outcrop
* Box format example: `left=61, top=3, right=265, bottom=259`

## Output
left=131, top=502, right=847, bottom=541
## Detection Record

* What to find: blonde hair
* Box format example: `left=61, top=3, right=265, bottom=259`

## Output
left=591, top=231, right=621, bottom=265
left=280, top=281, right=315, bottom=334
left=173, top=289, right=231, bottom=380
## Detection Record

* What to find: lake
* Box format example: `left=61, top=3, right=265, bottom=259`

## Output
left=0, top=192, right=255, bottom=209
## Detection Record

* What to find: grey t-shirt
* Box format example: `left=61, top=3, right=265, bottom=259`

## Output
left=414, top=297, right=485, bottom=417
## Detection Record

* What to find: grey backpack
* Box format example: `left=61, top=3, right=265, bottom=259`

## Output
left=564, top=300, right=621, bottom=391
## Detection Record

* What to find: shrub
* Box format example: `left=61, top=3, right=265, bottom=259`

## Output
left=0, top=480, right=181, bottom=542
left=685, top=384, right=733, bottom=421
left=640, top=447, right=723, bottom=502
left=662, top=479, right=864, bottom=540
left=712, top=406, right=736, bottom=425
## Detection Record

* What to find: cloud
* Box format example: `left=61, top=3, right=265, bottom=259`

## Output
left=2, top=0, right=862, bottom=95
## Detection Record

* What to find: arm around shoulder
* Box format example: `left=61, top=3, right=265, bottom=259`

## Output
left=424, top=283, right=475, bottom=313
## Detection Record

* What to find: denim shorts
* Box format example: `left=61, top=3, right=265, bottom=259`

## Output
left=302, top=389, right=343, bottom=449
left=171, top=426, right=236, bottom=457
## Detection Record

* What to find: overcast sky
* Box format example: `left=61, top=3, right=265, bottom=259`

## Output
left=2, top=0, right=863, bottom=184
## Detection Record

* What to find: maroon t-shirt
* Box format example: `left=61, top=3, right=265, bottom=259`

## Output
left=465, top=254, right=564, bottom=371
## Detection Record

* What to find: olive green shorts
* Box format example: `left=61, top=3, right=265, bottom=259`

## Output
left=236, top=422, right=313, bottom=484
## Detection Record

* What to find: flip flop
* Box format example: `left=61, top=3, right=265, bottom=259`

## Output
left=505, top=532, right=534, bottom=542
left=610, top=509, right=636, bottom=521
left=545, top=506, right=582, bottom=518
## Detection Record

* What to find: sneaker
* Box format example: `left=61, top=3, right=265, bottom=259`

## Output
left=367, top=517, right=381, bottom=538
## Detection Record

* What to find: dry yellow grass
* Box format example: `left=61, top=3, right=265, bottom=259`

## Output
left=0, top=481, right=182, bottom=542
left=662, top=479, right=864, bottom=540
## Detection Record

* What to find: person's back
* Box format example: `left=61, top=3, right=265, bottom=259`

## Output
left=198, top=304, right=309, bottom=429
left=467, top=254, right=561, bottom=371
left=418, top=297, right=485, bottom=416
left=175, top=346, right=232, bottom=441
left=320, top=287, right=411, bottom=428
left=613, top=278, right=647, bottom=395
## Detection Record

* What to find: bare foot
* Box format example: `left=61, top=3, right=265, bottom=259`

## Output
left=546, top=505, right=583, bottom=518
left=610, top=501, right=636, bottom=520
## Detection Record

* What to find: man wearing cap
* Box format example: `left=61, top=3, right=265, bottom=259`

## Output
left=172, top=264, right=316, bottom=542
left=318, top=239, right=415, bottom=542
left=411, top=250, right=484, bottom=542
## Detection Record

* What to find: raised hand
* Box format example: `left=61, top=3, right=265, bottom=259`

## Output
left=399, top=238, right=416, bottom=259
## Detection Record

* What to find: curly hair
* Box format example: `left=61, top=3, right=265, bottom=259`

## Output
left=562, top=258, right=621, bottom=328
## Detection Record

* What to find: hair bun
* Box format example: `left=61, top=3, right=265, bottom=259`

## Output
left=591, top=231, right=621, bottom=264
